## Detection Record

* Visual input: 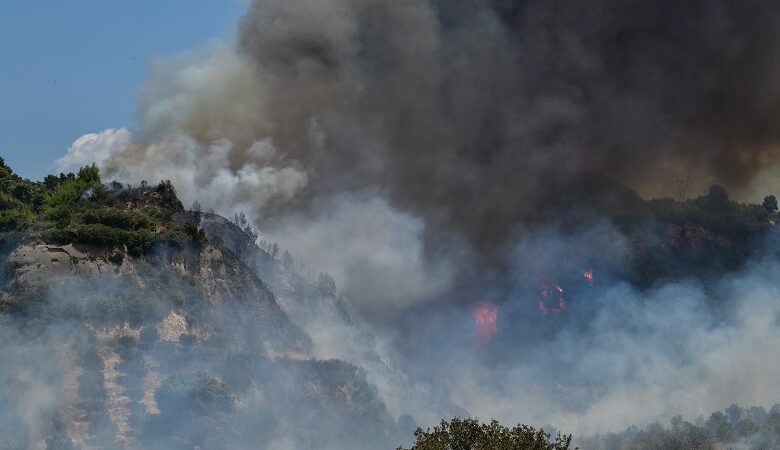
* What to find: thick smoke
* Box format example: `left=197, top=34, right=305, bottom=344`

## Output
left=425, top=225, right=780, bottom=435
left=265, top=193, right=454, bottom=318
left=63, top=0, right=780, bottom=239
left=49, top=0, right=780, bottom=445
left=0, top=245, right=407, bottom=449
left=57, top=0, right=780, bottom=311
left=263, top=217, right=780, bottom=439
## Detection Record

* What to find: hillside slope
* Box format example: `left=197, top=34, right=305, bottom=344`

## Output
left=0, top=160, right=400, bottom=449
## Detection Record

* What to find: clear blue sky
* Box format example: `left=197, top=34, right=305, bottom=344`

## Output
left=0, top=1, right=246, bottom=180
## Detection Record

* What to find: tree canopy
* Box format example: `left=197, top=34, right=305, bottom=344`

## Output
left=398, top=417, right=575, bottom=450
left=763, top=195, right=778, bottom=213
left=0, top=159, right=207, bottom=254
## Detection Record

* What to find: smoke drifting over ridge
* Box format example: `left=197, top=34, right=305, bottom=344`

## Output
left=61, top=0, right=780, bottom=248
left=38, top=0, right=780, bottom=443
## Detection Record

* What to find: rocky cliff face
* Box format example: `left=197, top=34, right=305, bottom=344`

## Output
left=0, top=180, right=399, bottom=450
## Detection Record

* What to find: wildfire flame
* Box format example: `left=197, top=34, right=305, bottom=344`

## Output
left=538, top=283, right=567, bottom=315
left=473, top=302, right=499, bottom=344
left=535, top=269, right=594, bottom=316
left=583, top=270, right=594, bottom=286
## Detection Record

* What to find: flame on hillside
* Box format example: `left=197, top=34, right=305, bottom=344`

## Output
left=473, top=302, right=499, bottom=344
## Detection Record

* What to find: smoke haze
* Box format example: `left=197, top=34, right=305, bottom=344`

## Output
left=50, top=0, right=780, bottom=445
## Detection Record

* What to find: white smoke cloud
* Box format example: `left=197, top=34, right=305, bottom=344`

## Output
left=439, top=245, right=780, bottom=436
left=137, top=40, right=270, bottom=144
left=57, top=128, right=133, bottom=172
left=47, top=1, right=780, bottom=443
left=265, top=193, right=453, bottom=318
left=65, top=128, right=308, bottom=221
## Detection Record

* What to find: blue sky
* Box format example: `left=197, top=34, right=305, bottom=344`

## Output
left=0, top=1, right=246, bottom=180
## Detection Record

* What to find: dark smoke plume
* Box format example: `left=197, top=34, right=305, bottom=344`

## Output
left=235, top=0, right=780, bottom=241
left=57, top=0, right=780, bottom=312
left=39, top=0, right=780, bottom=441
left=69, top=0, right=780, bottom=253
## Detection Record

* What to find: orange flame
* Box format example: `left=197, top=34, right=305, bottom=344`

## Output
left=583, top=270, right=594, bottom=286
left=539, top=282, right=567, bottom=315
left=473, top=302, right=499, bottom=344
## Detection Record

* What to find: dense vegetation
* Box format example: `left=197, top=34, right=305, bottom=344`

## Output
left=547, top=176, right=778, bottom=288
left=2, top=159, right=778, bottom=449
left=582, top=403, right=780, bottom=450
left=399, top=405, right=780, bottom=450
left=398, top=417, right=574, bottom=450
left=0, top=157, right=205, bottom=254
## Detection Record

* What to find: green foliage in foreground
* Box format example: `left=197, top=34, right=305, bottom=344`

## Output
left=398, top=417, right=575, bottom=450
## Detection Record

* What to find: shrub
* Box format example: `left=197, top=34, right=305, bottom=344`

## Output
left=0, top=209, right=34, bottom=233
left=42, top=204, right=75, bottom=227
left=140, top=326, right=159, bottom=346
left=77, top=164, right=101, bottom=184
left=398, top=417, right=575, bottom=450
left=763, top=195, right=778, bottom=213
left=156, top=371, right=236, bottom=417
left=179, top=333, right=197, bottom=347
left=46, top=225, right=155, bottom=255
left=183, top=223, right=207, bottom=243
left=81, top=208, right=153, bottom=231
left=0, top=192, right=25, bottom=211
left=47, top=179, right=89, bottom=208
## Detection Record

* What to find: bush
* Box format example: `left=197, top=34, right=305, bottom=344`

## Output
left=140, top=326, right=159, bottom=346
left=0, top=209, right=34, bottom=233
left=46, top=178, right=89, bottom=208
left=43, top=204, right=75, bottom=228
left=47, top=224, right=155, bottom=255
left=156, top=371, right=236, bottom=417
left=398, top=417, right=575, bottom=450
left=183, top=223, right=207, bottom=243
left=0, top=192, right=25, bottom=211
left=81, top=208, right=153, bottom=231
left=763, top=195, right=778, bottom=213
left=179, top=333, right=197, bottom=347
left=77, top=164, right=101, bottom=184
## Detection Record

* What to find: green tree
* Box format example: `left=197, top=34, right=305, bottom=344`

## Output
left=398, top=417, right=575, bottom=450
left=763, top=195, right=778, bottom=213
left=735, top=418, right=759, bottom=437
left=156, top=370, right=236, bottom=416
left=704, top=184, right=730, bottom=213
left=77, top=164, right=101, bottom=184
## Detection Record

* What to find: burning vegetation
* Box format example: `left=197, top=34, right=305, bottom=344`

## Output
left=472, top=302, right=499, bottom=344
left=7, top=0, right=780, bottom=447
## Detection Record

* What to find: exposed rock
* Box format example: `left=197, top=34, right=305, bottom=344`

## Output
left=0, top=179, right=399, bottom=449
left=8, top=244, right=104, bottom=287
left=157, top=311, right=187, bottom=343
